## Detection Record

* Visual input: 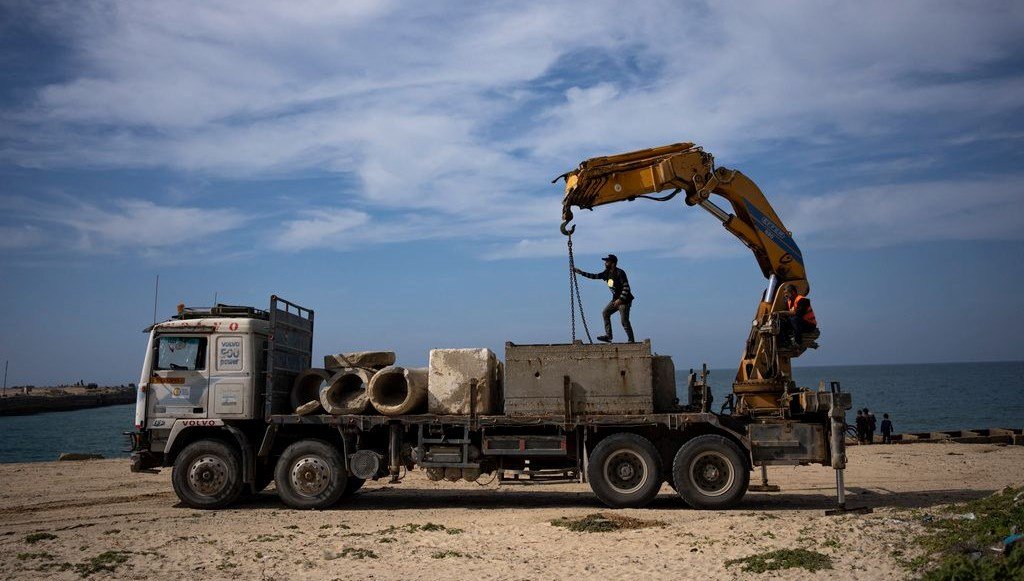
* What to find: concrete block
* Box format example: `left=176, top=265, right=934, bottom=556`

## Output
left=324, top=351, right=396, bottom=370
left=428, top=348, right=500, bottom=415
left=320, top=368, right=372, bottom=415
left=369, top=366, right=428, bottom=416
left=503, top=341, right=654, bottom=416
left=652, top=355, right=677, bottom=412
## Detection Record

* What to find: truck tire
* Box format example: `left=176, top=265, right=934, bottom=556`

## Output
left=274, top=440, right=347, bottom=510
left=587, top=433, right=662, bottom=508
left=171, top=439, right=244, bottom=510
left=341, top=476, right=365, bottom=498
left=671, top=435, right=749, bottom=509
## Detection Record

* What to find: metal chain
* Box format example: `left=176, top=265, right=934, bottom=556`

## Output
left=567, top=234, right=593, bottom=344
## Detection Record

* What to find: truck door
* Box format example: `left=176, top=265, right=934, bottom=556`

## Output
left=208, top=333, right=254, bottom=419
left=149, top=334, right=210, bottom=420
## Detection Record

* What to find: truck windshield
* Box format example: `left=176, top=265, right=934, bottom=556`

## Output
left=156, top=337, right=207, bottom=371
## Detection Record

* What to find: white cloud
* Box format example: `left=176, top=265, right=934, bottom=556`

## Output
left=2, top=196, right=248, bottom=253
left=273, top=208, right=370, bottom=251
left=786, top=178, right=1024, bottom=247
left=0, top=225, right=45, bottom=249
left=1, top=0, right=1022, bottom=259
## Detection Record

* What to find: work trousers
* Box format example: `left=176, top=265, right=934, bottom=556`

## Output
left=602, top=300, right=634, bottom=343
left=786, top=316, right=816, bottom=345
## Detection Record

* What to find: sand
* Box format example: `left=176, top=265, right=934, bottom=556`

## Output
left=1, top=442, right=1022, bottom=580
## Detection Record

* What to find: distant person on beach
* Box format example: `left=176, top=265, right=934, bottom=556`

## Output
left=881, top=414, right=893, bottom=444
left=855, top=409, right=868, bottom=444
left=865, top=408, right=877, bottom=444
left=779, top=284, right=817, bottom=347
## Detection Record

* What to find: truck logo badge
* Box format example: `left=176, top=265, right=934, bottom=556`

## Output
left=180, top=420, right=218, bottom=427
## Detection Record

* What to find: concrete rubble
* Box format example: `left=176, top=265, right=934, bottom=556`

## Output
left=368, top=365, right=428, bottom=416
left=427, top=348, right=501, bottom=415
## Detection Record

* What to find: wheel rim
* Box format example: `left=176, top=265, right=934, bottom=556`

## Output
left=689, top=451, right=735, bottom=497
left=187, top=454, right=230, bottom=497
left=290, top=455, right=332, bottom=497
left=603, top=449, right=649, bottom=494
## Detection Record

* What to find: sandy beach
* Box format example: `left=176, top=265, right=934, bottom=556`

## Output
left=1, top=442, right=1022, bottom=580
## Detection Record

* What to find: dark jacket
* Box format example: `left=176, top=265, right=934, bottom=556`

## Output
left=880, top=419, right=893, bottom=434
left=579, top=266, right=634, bottom=303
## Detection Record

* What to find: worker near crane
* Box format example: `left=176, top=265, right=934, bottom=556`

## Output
left=574, top=254, right=635, bottom=343
left=780, top=284, right=817, bottom=347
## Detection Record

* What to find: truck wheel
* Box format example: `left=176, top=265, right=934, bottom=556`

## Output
left=171, top=439, right=244, bottom=510
left=275, top=440, right=346, bottom=510
left=587, top=433, right=662, bottom=508
left=671, top=435, right=749, bottom=509
left=341, top=476, right=365, bottom=498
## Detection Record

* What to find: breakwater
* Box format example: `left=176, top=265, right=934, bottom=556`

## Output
left=0, top=387, right=136, bottom=416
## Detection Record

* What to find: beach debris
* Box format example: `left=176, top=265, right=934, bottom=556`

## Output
left=1002, top=533, right=1023, bottom=555
left=57, top=453, right=105, bottom=461
left=953, top=512, right=977, bottom=521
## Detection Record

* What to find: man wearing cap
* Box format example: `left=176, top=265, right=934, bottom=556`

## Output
left=573, top=254, right=635, bottom=343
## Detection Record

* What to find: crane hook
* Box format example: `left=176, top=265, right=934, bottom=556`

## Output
left=560, top=219, right=575, bottom=236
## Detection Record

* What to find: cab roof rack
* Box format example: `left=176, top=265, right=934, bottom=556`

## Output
left=174, top=303, right=269, bottom=321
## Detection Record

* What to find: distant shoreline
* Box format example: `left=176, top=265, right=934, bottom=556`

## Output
left=0, top=386, right=136, bottom=416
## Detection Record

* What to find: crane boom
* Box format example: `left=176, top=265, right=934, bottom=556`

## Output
left=560, top=142, right=805, bottom=283
left=558, top=142, right=816, bottom=415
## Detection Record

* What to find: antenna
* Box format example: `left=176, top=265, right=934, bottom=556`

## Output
left=152, top=274, right=160, bottom=326
left=2, top=360, right=7, bottom=398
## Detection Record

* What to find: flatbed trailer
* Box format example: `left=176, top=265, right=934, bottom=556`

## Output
left=130, top=295, right=853, bottom=512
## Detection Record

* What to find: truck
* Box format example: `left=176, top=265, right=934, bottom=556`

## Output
left=128, top=142, right=855, bottom=512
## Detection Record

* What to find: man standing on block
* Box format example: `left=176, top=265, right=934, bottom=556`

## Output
left=574, top=254, right=635, bottom=343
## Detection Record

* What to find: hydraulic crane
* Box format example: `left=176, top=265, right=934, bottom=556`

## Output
left=558, top=142, right=819, bottom=415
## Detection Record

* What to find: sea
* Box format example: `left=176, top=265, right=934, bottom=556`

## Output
left=0, top=361, right=1021, bottom=464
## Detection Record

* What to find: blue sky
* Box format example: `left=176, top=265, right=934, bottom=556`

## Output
left=1, top=1, right=1023, bottom=386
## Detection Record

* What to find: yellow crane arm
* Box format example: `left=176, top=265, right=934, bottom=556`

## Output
left=559, top=142, right=805, bottom=283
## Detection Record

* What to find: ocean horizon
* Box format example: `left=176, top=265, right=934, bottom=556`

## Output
left=0, top=360, right=1021, bottom=464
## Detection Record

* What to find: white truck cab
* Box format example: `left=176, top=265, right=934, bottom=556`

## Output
left=136, top=311, right=268, bottom=429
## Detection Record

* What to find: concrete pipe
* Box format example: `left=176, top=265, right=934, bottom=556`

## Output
left=319, top=368, right=373, bottom=415
left=444, top=467, right=462, bottom=482
left=290, top=368, right=331, bottom=412
left=426, top=467, right=445, bottom=481
left=368, top=365, right=428, bottom=416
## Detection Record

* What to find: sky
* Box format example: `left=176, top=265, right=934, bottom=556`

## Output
left=1, top=0, right=1023, bottom=387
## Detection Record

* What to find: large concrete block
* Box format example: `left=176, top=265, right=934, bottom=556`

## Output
left=652, top=355, right=677, bottom=412
left=324, top=351, right=396, bottom=370
left=504, top=341, right=654, bottom=416
left=428, top=348, right=501, bottom=415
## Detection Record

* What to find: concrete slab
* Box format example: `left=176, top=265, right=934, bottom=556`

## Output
left=324, top=351, right=396, bottom=370
left=427, top=348, right=500, bottom=415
